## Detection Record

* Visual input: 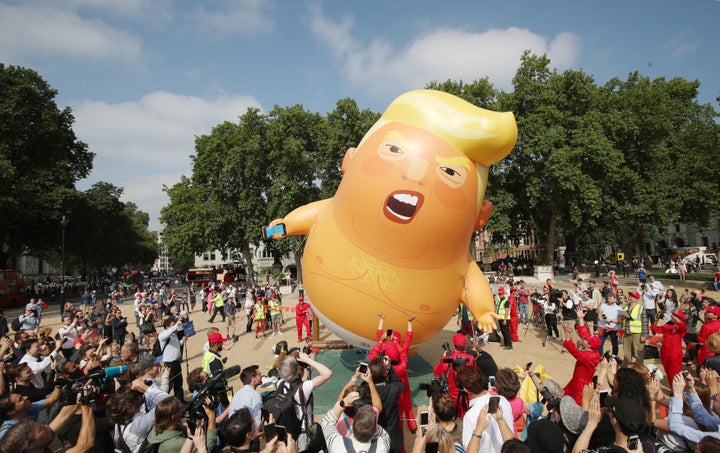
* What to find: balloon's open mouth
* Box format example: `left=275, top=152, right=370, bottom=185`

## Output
left=384, top=191, right=424, bottom=224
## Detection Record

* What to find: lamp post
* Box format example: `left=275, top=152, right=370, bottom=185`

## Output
left=60, top=215, right=68, bottom=304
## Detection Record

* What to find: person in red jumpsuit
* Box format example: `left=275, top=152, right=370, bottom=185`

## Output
left=562, top=306, right=601, bottom=405
left=433, top=333, right=475, bottom=417
left=651, top=311, right=688, bottom=384
left=372, top=313, right=417, bottom=434
left=509, top=286, right=520, bottom=343
left=697, top=305, right=720, bottom=368
left=294, top=296, right=311, bottom=342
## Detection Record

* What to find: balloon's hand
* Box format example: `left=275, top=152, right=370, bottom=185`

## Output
left=476, top=312, right=500, bottom=333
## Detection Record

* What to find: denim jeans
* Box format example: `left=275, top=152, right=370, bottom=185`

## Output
left=519, top=303, right=529, bottom=325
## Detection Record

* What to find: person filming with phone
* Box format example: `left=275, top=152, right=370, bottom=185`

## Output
left=457, top=366, right=514, bottom=452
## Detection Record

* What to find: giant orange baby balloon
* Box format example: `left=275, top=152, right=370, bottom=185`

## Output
left=265, top=90, right=517, bottom=348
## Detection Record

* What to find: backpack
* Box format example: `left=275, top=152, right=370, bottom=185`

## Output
left=152, top=337, right=170, bottom=358
left=116, top=424, right=159, bottom=453
left=11, top=317, right=21, bottom=331
left=262, top=379, right=303, bottom=440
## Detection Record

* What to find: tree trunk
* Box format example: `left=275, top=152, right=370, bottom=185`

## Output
left=544, top=215, right=557, bottom=266
left=241, top=241, right=254, bottom=282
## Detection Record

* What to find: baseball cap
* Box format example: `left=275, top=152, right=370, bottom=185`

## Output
left=671, top=311, right=687, bottom=322
left=498, top=287, right=505, bottom=295
left=208, top=332, right=228, bottom=343
left=629, top=291, right=641, bottom=299
left=452, top=333, right=467, bottom=348
left=587, top=335, right=601, bottom=350
left=707, top=306, right=720, bottom=317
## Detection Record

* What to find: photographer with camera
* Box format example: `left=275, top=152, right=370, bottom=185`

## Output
left=161, top=317, right=187, bottom=403
left=108, top=372, right=171, bottom=453
left=0, top=386, right=95, bottom=453
left=332, top=364, right=383, bottom=438
left=322, top=389, right=391, bottom=453
left=357, top=357, right=403, bottom=453
left=58, top=313, right=85, bottom=359
left=433, top=333, right=475, bottom=417
left=146, top=395, right=217, bottom=453
left=18, top=337, right=62, bottom=389
left=372, top=313, right=417, bottom=433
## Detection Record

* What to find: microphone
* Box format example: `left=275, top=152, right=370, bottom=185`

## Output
left=223, top=365, right=241, bottom=379
left=103, top=365, right=128, bottom=378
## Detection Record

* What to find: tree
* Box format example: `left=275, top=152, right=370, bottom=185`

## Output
left=64, top=183, right=156, bottom=280
left=264, top=105, right=324, bottom=279
left=318, top=98, right=379, bottom=198
left=0, top=64, right=94, bottom=267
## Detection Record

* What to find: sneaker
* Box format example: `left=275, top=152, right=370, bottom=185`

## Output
left=278, top=331, right=283, bottom=335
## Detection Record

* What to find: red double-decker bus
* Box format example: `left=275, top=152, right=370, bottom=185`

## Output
left=0, top=270, right=27, bottom=308
left=186, top=267, right=245, bottom=287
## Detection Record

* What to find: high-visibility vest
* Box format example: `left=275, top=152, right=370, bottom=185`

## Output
left=254, top=303, right=265, bottom=320
left=269, top=300, right=280, bottom=316
left=628, top=303, right=643, bottom=334
left=213, top=293, right=224, bottom=307
left=459, top=303, right=475, bottom=321
left=496, top=296, right=508, bottom=318
left=202, top=350, right=223, bottom=375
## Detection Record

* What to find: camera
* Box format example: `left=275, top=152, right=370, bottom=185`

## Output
left=419, top=376, right=448, bottom=398
left=540, top=386, right=561, bottom=411
left=1, top=354, right=17, bottom=364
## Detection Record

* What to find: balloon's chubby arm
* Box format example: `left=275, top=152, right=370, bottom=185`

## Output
left=263, top=199, right=332, bottom=239
left=463, top=260, right=499, bottom=332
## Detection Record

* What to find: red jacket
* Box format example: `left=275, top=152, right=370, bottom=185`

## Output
left=563, top=325, right=601, bottom=405
left=295, top=302, right=309, bottom=319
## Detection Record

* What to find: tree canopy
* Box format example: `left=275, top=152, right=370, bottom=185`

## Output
left=0, top=64, right=157, bottom=278
left=161, top=54, right=720, bottom=272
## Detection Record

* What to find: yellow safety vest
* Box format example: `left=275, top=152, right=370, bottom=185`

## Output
left=628, top=303, right=643, bottom=334
left=213, top=293, right=224, bottom=307
left=269, top=300, right=280, bottom=316
left=201, top=350, right=223, bottom=375
left=496, top=296, right=508, bottom=318
left=254, top=303, right=265, bottom=320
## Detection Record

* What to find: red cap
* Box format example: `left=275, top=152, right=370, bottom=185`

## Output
left=383, top=341, right=400, bottom=362
left=391, top=331, right=401, bottom=343
left=510, top=286, right=517, bottom=292
left=298, top=296, right=304, bottom=301
left=498, top=287, right=505, bottom=295
left=588, top=335, right=601, bottom=350
left=629, top=291, right=641, bottom=299
left=256, top=296, right=263, bottom=301
left=671, top=311, right=687, bottom=322
left=706, top=306, right=720, bottom=317
left=452, top=333, right=466, bottom=348
left=208, top=332, right=227, bottom=343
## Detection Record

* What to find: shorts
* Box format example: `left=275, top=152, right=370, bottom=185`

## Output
left=227, top=316, right=235, bottom=327
left=271, top=314, right=281, bottom=323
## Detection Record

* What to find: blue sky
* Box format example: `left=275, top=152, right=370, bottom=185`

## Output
left=1, top=0, right=718, bottom=231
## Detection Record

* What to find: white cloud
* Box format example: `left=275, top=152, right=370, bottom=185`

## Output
left=309, top=9, right=580, bottom=96
left=0, top=3, right=143, bottom=64
left=192, top=0, right=274, bottom=36
left=73, top=91, right=262, bottom=229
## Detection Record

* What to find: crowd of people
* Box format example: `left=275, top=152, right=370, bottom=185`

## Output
left=3, top=273, right=720, bottom=453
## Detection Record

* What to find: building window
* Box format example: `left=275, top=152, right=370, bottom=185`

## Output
left=210, top=253, right=216, bottom=261
left=675, top=224, right=680, bottom=233
left=203, top=253, right=210, bottom=261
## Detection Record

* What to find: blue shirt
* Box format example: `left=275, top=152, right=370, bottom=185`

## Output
left=228, top=384, right=263, bottom=428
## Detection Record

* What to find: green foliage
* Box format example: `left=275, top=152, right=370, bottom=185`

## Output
left=0, top=64, right=94, bottom=265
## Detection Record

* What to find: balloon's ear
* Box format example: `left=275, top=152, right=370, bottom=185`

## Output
left=474, top=200, right=494, bottom=230
left=341, top=147, right=358, bottom=175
